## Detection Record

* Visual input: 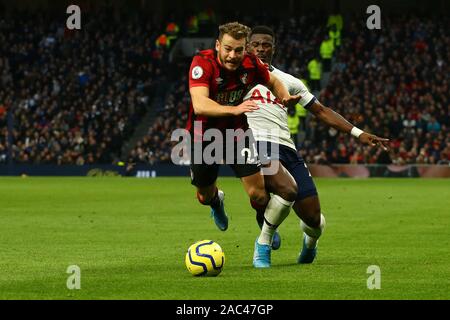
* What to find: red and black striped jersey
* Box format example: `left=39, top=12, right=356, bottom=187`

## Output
left=186, top=49, right=270, bottom=136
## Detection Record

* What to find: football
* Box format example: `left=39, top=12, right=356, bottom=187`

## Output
left=185, top=240, right=225, bottom=276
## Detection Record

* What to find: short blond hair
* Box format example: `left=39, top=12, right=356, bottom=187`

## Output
left=218, top=22, right=251, bottom=41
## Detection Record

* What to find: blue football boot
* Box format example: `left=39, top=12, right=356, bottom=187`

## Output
left=297, top=234, right=317, bottom=264
left=271, top=230, right=281, bottom=250
left=210, top=190, right=228, bottom=231
left=253, top=238, right=271, bottom=268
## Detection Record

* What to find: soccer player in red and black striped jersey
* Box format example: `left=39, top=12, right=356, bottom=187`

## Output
left=187, top=22, right=301, bottom=262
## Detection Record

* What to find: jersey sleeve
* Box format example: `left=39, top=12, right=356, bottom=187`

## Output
left=254, top=56, right=270, bottom=85
left=188, top=55, right=214, bottom=89
left=285, top=75, right=316, bottom=108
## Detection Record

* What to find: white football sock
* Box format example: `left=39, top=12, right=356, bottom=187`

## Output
left=301, top=214, right=326, bottom=249
left=258, top=195, right=294, bottom=245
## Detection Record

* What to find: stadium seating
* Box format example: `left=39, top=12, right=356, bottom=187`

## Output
left=311, top=15, right=449, bottom=165
left=0, top=10, right=165, bottom=164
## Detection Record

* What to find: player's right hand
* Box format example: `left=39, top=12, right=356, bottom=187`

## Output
left=282, top=94, right=302, bottom=109
left=233, top=100, right=259, bottom=115
left=359, top=132, right=390, bottom=151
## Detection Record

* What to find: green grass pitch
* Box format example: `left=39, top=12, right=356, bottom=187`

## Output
left=0, top=177, right=449, bottom=300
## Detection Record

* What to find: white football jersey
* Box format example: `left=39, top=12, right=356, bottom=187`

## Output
left=244, top=66, right=315, bottom=150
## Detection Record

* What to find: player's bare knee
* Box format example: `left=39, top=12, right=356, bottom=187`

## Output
left=304, top=208, right=321, bottom=228
left=273, top=181, right=297, bottom=202
left=248, top=187, right=269, bottom=206
left=285, top=183, right=298, bottom=202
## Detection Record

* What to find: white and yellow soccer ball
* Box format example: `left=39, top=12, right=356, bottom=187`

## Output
left=185, top=240, right=225, bottom=276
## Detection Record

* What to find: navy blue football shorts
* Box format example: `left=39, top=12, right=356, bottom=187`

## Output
left=257, top=141, right=318, bottom=201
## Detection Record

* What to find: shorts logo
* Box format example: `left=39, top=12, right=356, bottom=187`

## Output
left=191, top=66, right=203, bottom=80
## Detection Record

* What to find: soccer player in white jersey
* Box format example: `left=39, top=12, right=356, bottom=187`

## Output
left=246, top=26, right=390, bottom=268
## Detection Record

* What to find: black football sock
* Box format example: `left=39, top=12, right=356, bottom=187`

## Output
left=210, top=188, right=221, bottom=209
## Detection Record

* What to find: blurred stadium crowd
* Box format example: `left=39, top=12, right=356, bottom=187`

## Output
left=0, top=8, right=449, bottom=166
left=0, top=10, right=164, bottom=164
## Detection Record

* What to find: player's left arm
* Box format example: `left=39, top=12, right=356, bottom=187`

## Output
left=266, top=73, right=302, bottom=109
left=309, top=100, right=390, bottom=150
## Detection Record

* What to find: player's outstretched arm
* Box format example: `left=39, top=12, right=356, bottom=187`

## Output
left=190, top=86, right=259, bottom=117
left=309, top=100, right=390, bottom=150
left=266, top=73, right=302, bottom=109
